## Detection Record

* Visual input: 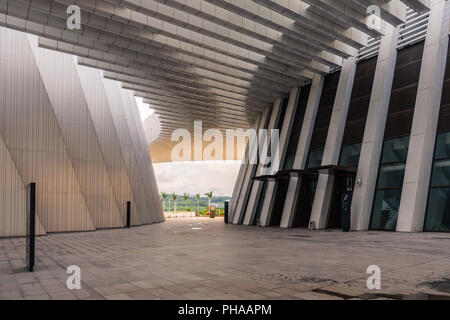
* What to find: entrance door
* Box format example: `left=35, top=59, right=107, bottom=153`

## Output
left=327, top=174, right=355, bottom=229
left=292, top=177, right=317, bottom=228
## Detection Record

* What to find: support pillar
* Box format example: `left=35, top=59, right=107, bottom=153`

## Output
left=397, top=0, right=450, bottom=232
left=228, top=113, right=264, bottom=222
left=309, top=57, right=357, bottom=229
left=280, top=75, right=325, bottom=228
left=240, top=99, right=283, bottom=225
left=233, top=101, right=280, bottom=225
left=259, top=87, right=301, bottom=227
left=351, top=23, right=400, bottom=231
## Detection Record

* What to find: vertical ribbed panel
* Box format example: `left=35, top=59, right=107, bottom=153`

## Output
left=127, top=92, right=164, bottom=223
left=29, top=36, right=123, bottom=229
left=75, top=65, right=134, bottom=227
left=120, top=87, right=153, bottom=224
left=0, top=28, right=95, bottom=233
left=102, top=78, right=145, bottom=226
left=0, top=134, right=45, bottom=237
left=120, top=88, right=164, bottom=223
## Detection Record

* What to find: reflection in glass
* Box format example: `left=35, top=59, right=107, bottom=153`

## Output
left=339, top=143, right=362, bottom=167
left=425, top=188, right=450, bottom=232
left=377, top=163, right=406, bottom=189
left=370, top=136, right=410, bottom=231
left=430, top=159, right=450, bottom=187
left=370, top=189, right=402, bottom=231
left=424, top=132, right=450, bottom=232
left=306, top=150, right=323, bottom=168
left=284, top=155, right=295, bottom=171
left=380, top=136, right=410, bottom=164
left=435, top=131, right=450, bottom=159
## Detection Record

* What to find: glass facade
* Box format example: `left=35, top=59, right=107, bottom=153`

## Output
left=424, top=132, right=450, bottom=231
left=370, top=136, right=409, bottom=230
left=283, top=85, right=311, bottom=170
left=338, top=57, right=377, bottom=168
left=305, top=71, right=341, bottom=168
left=339, top=143, right=362, bottom=167
left=369, top=41, right=424, bottom=231
left=306, top=149, right=324, bottom=168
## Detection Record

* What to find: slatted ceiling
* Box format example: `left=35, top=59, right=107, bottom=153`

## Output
left=0, top=0, right=430, bottom=157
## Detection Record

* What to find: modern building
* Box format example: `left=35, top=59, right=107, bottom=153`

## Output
left=1, top=0, right=449, bottom=237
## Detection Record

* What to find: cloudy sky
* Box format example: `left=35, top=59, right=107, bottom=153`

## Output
left=153, top=161, right=241, bottom=196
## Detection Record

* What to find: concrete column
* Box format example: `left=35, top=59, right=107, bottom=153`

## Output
left=234, top=100, right=281, bottom=225
left=351, top=23, right=400, bottom=231
left=309, top=57, right=357, bottom=229
left=397, top=0, right=450, bottom=232
left=228, top=113, right=265, bottom=222
left=280, top=75, right=325, bottom=228
left=259, top=87, right=301, bottom=227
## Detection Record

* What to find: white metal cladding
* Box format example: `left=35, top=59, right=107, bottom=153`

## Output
left=0, top=0, right=430, bottom=149
left=0, top=27, right=164, bottom=237
left=30, top=37, right=125, bottom=230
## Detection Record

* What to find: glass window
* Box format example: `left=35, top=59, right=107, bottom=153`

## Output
left=380, top=136, right=410, bottom=164
left=430, top=159, right=450, bottom=187
left=424, top=132, right=450, bottom=232
left=284, top=155, right=295, bottom=171
left=424, top=188, right=450, bottom=232
left=339, top=143, right=362, bottom=167
left=370, top=189, right=402, bottom=231
left=254, top=181, right=268, bottom=223
left=376, top=163, right=407, bottom=189
left=435, top=132, right=450, bottom=159
left=306, top=150, right=323, bottom=168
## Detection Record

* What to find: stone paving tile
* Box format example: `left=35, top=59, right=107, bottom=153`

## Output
left=294, top=291, right=343, bottom=300
left=0, top=218, right=450, bottom=300
left=105, top=294, right=132, bottom=300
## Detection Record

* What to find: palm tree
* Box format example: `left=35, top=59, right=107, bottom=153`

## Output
left=171, top=193, right=178, bottom=212
left=205, top=191, right=214, bottom=212
left=182, top=193, right=189, bottom=210
left=195, top=194, right=201, bottom=216
left=161, top=192, right=168, bottom=212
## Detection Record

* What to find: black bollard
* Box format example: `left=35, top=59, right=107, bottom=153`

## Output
left=126, top=201, right=131, bottom=228
left=224, top=201, right=229, bottom=224
left=26, top=183, right=36, bottom=272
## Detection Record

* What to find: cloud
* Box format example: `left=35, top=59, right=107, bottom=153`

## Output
left=153, top=161, right=242, bottom=196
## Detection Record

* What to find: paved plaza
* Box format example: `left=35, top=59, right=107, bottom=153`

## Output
left=0, top=218, right=449, bottom=300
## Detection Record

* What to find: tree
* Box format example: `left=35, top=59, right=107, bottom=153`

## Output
left=205, top=191, right=214, bottom=212
left=182, top=193, right=189, bottom=210
left=171, top=193, right=178, bottom=212
left=195, top=194, right=201, bottom=216
left=160, top=192, right=168, bottom=212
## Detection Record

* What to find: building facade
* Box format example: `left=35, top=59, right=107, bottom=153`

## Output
left=230, top=1, right=450, bottom=233
left=0, top=0, right=447, bottom=236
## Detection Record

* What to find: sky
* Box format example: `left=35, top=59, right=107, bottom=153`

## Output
left=153, top=161, right=242, bottom=196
